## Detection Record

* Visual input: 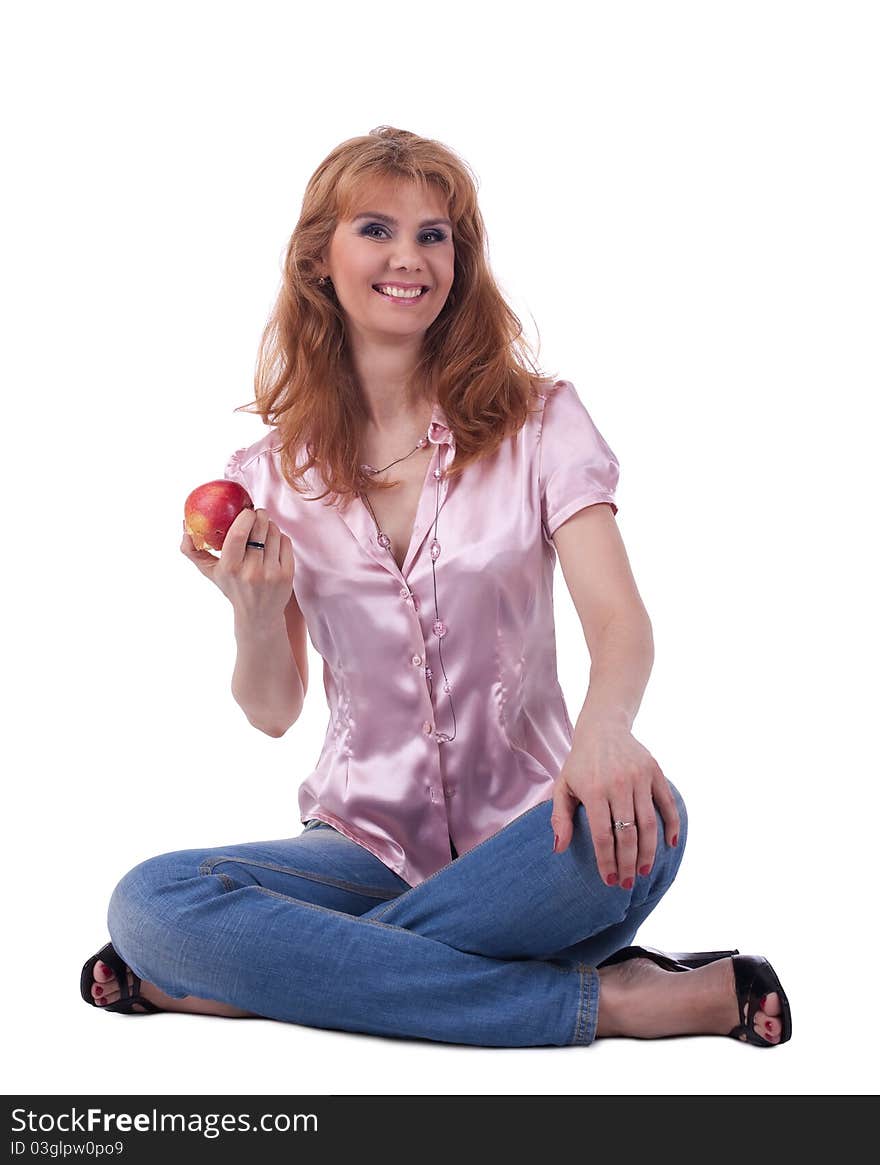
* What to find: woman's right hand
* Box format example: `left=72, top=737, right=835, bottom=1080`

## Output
left=180, top=506, right=295, bottom=626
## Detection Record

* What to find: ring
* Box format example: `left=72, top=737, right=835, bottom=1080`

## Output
left=613, top=820, right=635, bottom=831
left=246, top=540, right=266, bottom=550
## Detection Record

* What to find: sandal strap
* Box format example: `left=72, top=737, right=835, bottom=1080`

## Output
left=85, top=942, right=162, bottom=1014
left=103, top=992, right=163, bottom=1014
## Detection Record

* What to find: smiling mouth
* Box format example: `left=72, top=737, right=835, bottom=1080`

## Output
left=372, top=285, right=430, bottom=300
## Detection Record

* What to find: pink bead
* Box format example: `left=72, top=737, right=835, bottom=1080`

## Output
left=433, top=620, right=447, bottom=638
left=443, top=682, right=452, bottom=693
left=433, top=468, right=443, bottom=480
left=417, top=437, right=428, bottom=448
left=430, top=539, right=441, bottom=560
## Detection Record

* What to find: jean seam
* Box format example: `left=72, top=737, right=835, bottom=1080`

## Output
left=246, top=885, right=583, bottom=975
left=575, top=963, right=588, bottom=1044
left=584, top=964, right=600, bottom=1044
left=198, top=856, right=400, bottom=901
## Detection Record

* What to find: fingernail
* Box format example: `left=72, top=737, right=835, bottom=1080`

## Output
left=671, top=834, right=678, bottom=847
left=553, top=832, right=559, bottom=853
left=621, top=876, right=634, bottom=889
left=639, top=864, right=651, bottom=876
left=606, top=872, right=618, bottom=885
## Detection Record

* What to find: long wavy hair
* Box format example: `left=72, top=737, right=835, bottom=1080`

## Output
left=234, top=126, right=559, bottom=511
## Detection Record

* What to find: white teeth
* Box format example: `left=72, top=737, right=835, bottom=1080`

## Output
left=376, top=286, right=425, bottom=299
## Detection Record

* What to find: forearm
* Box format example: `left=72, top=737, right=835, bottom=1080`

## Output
left=231, top=613, right=305, bottom=737
left=570, top=615, right=654, bottom=748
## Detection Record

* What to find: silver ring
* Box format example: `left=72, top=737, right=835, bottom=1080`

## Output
left=246, top=540, right=266, bottom=550
left=613, top=820, right=636, bottom=831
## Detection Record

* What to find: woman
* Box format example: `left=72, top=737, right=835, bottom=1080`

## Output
left=80, top=126, right=790, bottom=1048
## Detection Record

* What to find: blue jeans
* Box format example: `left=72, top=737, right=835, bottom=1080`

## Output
left=107, top=786, right=687, bottom=1047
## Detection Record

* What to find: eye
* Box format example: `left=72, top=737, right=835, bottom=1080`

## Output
left=361, top=224, right=447, bottom=243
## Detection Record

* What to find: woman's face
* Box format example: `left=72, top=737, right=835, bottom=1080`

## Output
left=320, top=179, right=455, bottom=342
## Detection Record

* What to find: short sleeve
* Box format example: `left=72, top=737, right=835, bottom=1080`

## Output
left=538, top=380, right=620, bottom=537
left=224, top=446, right=252, bottom=492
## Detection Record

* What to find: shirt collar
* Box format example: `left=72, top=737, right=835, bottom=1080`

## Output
left=427, top=401, right=454, bottom=446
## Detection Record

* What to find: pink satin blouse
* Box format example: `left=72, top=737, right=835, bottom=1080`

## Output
left=223, top=379, right=620, bottom=887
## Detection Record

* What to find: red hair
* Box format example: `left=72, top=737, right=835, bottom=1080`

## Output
left=234, top=126, right=559, bottom=511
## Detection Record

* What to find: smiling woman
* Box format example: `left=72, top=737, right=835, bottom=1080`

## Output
left=225, top=126, right=561, bottom=509
left=82, top=125, right=791, bottom=1053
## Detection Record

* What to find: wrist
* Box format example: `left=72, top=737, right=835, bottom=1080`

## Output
left=233, top=610, right=286, bottom=643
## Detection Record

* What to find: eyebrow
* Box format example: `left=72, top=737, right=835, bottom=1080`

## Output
left=352, top=211, right=452, bottom=229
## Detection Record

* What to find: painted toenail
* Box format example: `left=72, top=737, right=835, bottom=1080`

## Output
left=94, top=985, right=103, bottom=996
left=621, top=877, right=634, bottom=889
left=639, top=865, right=650, bottom=876
left=606, top=872, right=618, bottom=885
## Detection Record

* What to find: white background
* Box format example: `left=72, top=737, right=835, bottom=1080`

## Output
left=3, top=0, right=877, bottom=1096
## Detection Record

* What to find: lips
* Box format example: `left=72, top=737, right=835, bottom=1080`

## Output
left=372, top=284, right=430, bottom=293
left=371, top=286, right=431, bottom=304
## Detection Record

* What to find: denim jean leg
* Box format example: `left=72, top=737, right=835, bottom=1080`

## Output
left=357, top=781, right=688, bottom=1020
left=549, top=780, right=689, bottom=966
left=105, top=838, right=593, bottom=1046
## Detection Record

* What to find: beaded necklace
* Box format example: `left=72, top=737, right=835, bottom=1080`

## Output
left=358, top=431, right=456, bottom=744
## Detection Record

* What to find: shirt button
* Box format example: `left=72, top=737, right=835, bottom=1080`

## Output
left=422, top=721, right=433, bottom=735
left=411, top=654, right=422, bottom=667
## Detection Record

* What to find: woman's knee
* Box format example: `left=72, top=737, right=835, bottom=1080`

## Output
left=106, top=849, right=202, bottom=978
left=666, top=780, right=688, bottom=854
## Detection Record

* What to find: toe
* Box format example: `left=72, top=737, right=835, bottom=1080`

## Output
left=749, top=998, right=782, bottom=1044
left=757, top=991, right=782, bottom=1043
left=762, top=990, right=782, bottom=1017
left=94, top=961, right=116, bottom=984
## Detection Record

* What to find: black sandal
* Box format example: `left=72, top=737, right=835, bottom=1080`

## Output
left=80, top=941, right=162, bottom=1015
left=596, top=944, right=792, bottom=1047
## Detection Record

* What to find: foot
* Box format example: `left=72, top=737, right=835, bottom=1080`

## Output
left=595, top=956, right=784, bottom=1043
left=90, top=957, right=256, bottom=1018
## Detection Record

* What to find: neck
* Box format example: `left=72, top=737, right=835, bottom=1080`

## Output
left=348, top=340, right=430, bottom=432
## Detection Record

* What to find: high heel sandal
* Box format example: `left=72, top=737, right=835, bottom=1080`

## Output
left=80, top=941, right=162, bottom=1015
left=596, top=945, right=792, bottom=1047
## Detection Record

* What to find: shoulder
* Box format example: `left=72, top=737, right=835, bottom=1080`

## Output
left=225, top=428, right=284, bottom=478
left=536, top=378, right=582, bottom=423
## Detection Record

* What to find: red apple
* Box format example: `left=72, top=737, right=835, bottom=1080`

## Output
left=184, top=480, right=254, bottom=552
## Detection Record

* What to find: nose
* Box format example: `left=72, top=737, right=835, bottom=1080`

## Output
left=386, top=242, right=424, bottom=271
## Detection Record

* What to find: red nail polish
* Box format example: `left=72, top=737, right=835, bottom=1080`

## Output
left=671, top=834, right=678, bottom=847
left=94, top=985, right=103, bottom=996
left=606, top=872, right=618, bottom=885
left=639, top=864, right=650, bottom=876
left=621, top=876, right=634, bottom=889
left=553, top=833, right=559, bottom=853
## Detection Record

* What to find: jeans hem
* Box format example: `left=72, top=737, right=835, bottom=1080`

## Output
left=572, top=963, right=600, bottom=1045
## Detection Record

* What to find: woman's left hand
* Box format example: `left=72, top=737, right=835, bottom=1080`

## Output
left=549, top=723, right=680, bottom=888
